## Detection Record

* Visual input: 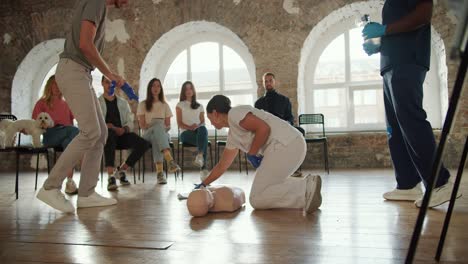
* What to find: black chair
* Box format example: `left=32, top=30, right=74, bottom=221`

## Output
left=214, top=129, right=248, bottom=174
left=298, top=114, right=329, bottom=174
left=177, top=128, right=213, bottom=180
left=0, top=114, right=51, bottom=199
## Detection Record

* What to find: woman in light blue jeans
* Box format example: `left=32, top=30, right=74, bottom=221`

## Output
left=137, top=78, right=180, bottom=184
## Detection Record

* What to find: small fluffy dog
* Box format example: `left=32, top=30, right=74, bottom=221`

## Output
left=0, top=112, right=54, bottom=148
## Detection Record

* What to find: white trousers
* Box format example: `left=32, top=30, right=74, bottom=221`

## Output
left=249, top=136, right=308, bottom=209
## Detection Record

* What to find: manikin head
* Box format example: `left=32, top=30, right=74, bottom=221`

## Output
left=187, top=189, right=214, bottom=217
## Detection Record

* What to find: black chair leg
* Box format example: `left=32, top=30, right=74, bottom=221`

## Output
left=209, top=144, right=213, bottom=169
left=244, top=153, right=249, bottom=175
left=181, top=146, right=184, bottom=180
left=324, top=141, right=330, bottom=174
left=238, top=151, right=241, bottom=173
left=133, top=167, right=136, bottom=184
left=15, top=152, right=19, bottom=200
left=46, top=151, right=50, bottom=174
left=35, top=154, right=39, bottom=191
left=142, top=152, right=146, bottom=183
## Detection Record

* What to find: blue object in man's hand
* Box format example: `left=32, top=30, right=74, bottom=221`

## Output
left=247, top=154, right=263, bottom=169
left=362, top=22, right=387, bottom=40
left=362, top=42, right=380, bottom=56
left=194, top=183, right=206, bottom=190
left=110, top=81, right=139, bottom=101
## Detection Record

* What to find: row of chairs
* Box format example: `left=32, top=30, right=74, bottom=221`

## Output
left=1, top=113, right=329, bottom=199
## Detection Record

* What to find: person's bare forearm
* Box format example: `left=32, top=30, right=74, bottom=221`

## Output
left=386, top=1, right=432, bottom=35
left=80, top=43, right=113, bottom=78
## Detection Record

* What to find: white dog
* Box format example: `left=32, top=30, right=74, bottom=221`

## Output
left=0, top=112, right=54, bottom=148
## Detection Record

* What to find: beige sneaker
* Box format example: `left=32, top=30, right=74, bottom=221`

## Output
left=415, top=181, right=462, bottom=208
left=77, top=192, right=117, bottom=208
left=304, top=174, right=322, bottom=214
left=65, top=178, right=78, bottom=195
left=157, top=172, right=167, bottom=185
left=383, top=183, right=423, bottom=201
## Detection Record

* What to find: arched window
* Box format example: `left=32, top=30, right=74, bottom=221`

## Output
left=298, top=1, right=448, bottom=132
left=140, top=22, right=257, bottom=136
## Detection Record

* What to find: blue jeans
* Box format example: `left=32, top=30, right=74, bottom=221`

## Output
left=142, top=120, right=171, bottom=163
left=180, top=126, right=208, bottom=169
left=43, top=125, right=79, bottom=149
left=383, top=64, right=450, bottom=189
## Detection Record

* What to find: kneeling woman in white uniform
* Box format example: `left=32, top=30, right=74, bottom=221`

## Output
left=201, top=95, right=322, bottom=213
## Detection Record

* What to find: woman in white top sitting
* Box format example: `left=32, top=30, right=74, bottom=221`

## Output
left=137, top=78, right=180, bottom=184
left=199, top=95, right=322, bottom=214
left=176, top=81, right=209, bottom=180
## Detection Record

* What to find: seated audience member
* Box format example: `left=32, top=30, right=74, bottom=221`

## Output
left=137, top=78, right=180, bottom=184
left=99, top=76, right=151, bottom=190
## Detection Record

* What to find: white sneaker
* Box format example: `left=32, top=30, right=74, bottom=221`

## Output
left=77, top=192, right=117, bottom=208
left=415, top=181, right=462, bottom=208
left=157, top=172, right=167, bottom=185
left=200, top=169, right=210, bottom=181
left=193, top=153, right=204, bottom=168
left=304, top=174, right=322, bottom=214
left=65, top=178, right=78, bottom=195
left=37, top=187, right=75, bottom=213
left=383, top=183, right=423, bottom=201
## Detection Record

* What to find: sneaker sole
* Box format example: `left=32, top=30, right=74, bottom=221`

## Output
left=305, top=175, right=322, bottom=214
left=65, top=189, right=79, bottom=195
left=416, top=193, right=463, bottom=208
left=36, top=189, right=75, bottom=213
left=383, top=193, right=422, bottom=201
left=157, top=181, right=167, bottom=185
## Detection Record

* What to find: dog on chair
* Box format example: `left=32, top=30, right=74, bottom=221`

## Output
left=0, top=112, right=54, bottom=148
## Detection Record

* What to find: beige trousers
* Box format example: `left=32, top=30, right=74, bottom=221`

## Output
left=43, top=58, right=107, bottom=197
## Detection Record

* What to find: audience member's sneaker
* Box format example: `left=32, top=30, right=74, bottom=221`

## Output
left=291, top=170, right=302, bottom=177
left=37, top=187, right=75, bottom=213
left=65, top=178, right=78, bottom=195
left=116, top=169, right=131, bottom=186
left=415, top=181, right=462, bottom=208
left=200, top=169, right=210, bottom=182
left=304, top=174, right=322, bottom=214
left=168, top=160, right=181, bottom=173
left=107, top=176, right=118, bottom=191
left=157, top=172, right=167, bottom=185
left=383, top=183, right=423, bottom=201
left=193, top=153, right=204, bottom=168
left=77, top=192, right=117, bottom=208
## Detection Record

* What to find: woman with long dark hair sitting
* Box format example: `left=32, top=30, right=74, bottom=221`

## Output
left=137, top=78, right=180, bottom=184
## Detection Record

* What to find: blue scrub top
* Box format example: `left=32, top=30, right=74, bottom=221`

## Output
left=380, top=0, right=431, bottom=74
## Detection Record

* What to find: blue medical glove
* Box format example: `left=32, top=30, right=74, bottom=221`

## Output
left=110, top=81, right=139, bottom=101
left=362, top=42, right=380, bottom=56
left=247, top=154, right=263, bottom=169
left=362, top=22, right=387, bottom=40
left=194, top=183, right=206, bottom=190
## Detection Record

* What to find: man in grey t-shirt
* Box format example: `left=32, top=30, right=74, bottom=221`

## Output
left=37, top=0, right=129, bottom=213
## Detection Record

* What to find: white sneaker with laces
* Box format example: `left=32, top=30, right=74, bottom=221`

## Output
left=304, top=174, right=322, bottom=214
left=65, top=178, right=78, bottom=195
left=193, top=153, right=204, bottom=168
left=383, top=183, right=423, bottom=201
left=157, top=172, right=167, bottom=185
left=415, top=181, right=462, bottom=208
left=77, top=192, right=117, bottom=208
left=200, top=169, right=210, bottom=181
left=37, top=187, right=75, bottom=213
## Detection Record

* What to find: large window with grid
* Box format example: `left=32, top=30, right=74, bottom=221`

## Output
left=309, top=27, right=385, bottom=132
left=161, top=41, right=256, bottom=136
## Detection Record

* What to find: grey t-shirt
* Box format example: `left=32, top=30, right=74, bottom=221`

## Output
left=60, top=0, right=107, bottom=70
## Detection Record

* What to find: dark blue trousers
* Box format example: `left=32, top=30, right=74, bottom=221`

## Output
left=383, top=64, right=450, bottom=189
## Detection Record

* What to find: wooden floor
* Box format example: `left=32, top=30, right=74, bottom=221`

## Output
left=0, top=169, right=467, bottom=264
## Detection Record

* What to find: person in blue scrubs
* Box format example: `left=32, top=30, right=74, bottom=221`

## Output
left=362, top=0, right=461, bottom=208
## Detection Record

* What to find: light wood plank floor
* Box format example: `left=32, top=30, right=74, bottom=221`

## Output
left=0, top=169, right=467, bottom=264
